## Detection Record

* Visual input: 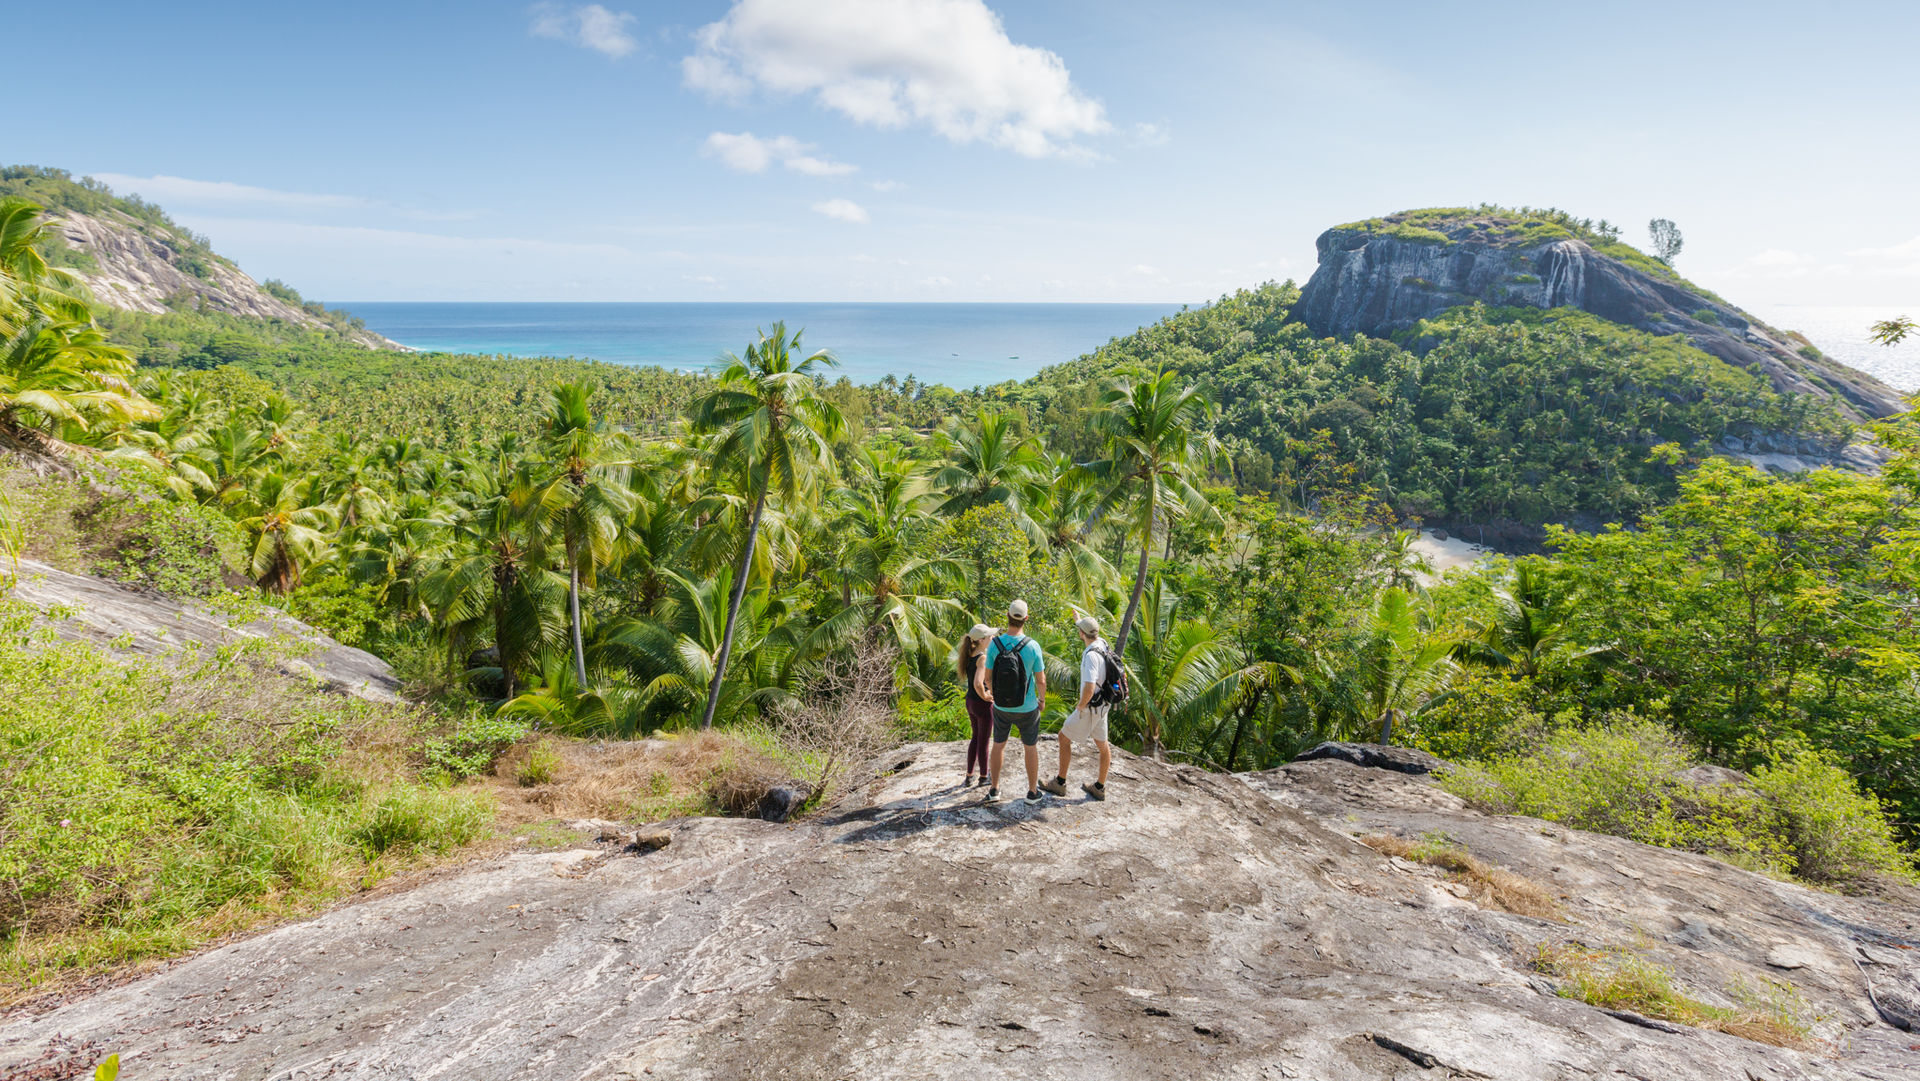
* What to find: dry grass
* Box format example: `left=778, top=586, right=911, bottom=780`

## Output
left=488, top=730, right=789, bottom=824
left=1361, top=832, right=1562, bottom=920
left=1531, top=942, right=1815, bottom=1049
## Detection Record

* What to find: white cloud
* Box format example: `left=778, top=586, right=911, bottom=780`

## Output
left=683, top=0, right=1109, bottom=158
left=1851, top=235, right=1920, bottom=261
left=529, top=3, right=638, bottom=58
left=1130, top=264, right=1159, bottom=276
left=868, top=179, right=905, bottom=192
left=89, top=173, right=369, bottom=210
left=919, top=275, right=953, bottom=286
left=1128, top=122, right=1170, bottom=148
left=701, top=132, right=857, bottom=176
left=812, top=198, right=870, bottom=224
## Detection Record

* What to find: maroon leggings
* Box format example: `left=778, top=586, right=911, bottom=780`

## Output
left=964, top=693, right=992, bottom=776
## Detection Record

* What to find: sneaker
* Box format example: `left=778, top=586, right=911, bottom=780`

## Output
left=983, top=787, right=1000, bottom=803
left=1039, top=776, right=1068, bottom=797
left=1024, top=789, right=1044, bottom=805
left=1082, top=781, right=1107, bottom=801
left=963, top=775, right=976, bottom=788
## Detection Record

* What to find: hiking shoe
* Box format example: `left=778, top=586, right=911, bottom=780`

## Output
left=1024, top=789, right=1044, bottom=805
left=1082, top=781, right=1107, bottom=801
left=1039, top=776, right=1068, bottom=797
left=983, top=787, right=1000, bottom=804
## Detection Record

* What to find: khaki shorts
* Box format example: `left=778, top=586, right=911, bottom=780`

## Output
left=1060, top=704, right=1110, bottom=743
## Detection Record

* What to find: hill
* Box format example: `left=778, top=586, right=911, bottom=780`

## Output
left=1293, top=206, right=1906, bottom=422
left=0, top=166, right=398, bottom=351
left=1025, top=209, right=1909, bottom=539
left=6, top=744, right=1917, bottom=1079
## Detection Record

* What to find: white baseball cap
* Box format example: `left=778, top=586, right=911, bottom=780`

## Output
left=1075, top=615, right=1101, bottom=636
left=967, top=623, right=995, bottom=641
left=1008, top=599, right=1029, bottom=619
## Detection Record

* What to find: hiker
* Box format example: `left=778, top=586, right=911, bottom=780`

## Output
left=1042, top=615, right=1116, bottom=801
left=957, top=623, right=995, bottom=787
left=978, top=599, right=1046, bottom=805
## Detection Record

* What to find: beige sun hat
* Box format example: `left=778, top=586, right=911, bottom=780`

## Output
left=1075, top=615, right=1101, bottom=636
left=1008, top=599, right=1029, bottom=619
left=967, top=623, right=995, bottom=641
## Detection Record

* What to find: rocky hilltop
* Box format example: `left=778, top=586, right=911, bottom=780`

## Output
left=7, top=743, right=1918, bottom=1080
left=1292, top=209, right=1907, bottom=423
left=51, top=209, right=399, bottom=351
left=0, top=166, right=398, bottom=350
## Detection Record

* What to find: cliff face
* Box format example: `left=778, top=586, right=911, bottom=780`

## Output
left=51, top=209, right=399, bottom=351
left=8, top=743, right=1918, bottom=1079
left=1293, top=213, right=1908, bottom=423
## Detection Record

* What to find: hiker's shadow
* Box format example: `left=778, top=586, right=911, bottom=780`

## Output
left=827, top=790, right=1090, bottom=846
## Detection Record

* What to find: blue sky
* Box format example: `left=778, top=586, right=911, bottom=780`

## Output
left=13, top=0, right=1919, bottom=306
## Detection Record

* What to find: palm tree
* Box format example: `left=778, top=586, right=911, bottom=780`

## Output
left=536, top=382, right=636, bottom=687
left=1117, top=579, right=1246, bottom=761
left=421, top=472, right=562, bottom=701
left=687, top=322, right=844, bottom=729
left=800, top=446, right=967, bottom=690
left=1356, top=587, right=1458, bottom=744
left=0, top=199, right=90, bottom=326
left=233, top=471, right=335, bottom=593
left=1030, top=451, right=1119, bottom=610
left=0, top=317, right=154, bottom=447
left=1079, top=365, right=1224, bottom=657
left=598, top=567, right=801, bottom=729
left=930, top=406, right=1045, bottom=540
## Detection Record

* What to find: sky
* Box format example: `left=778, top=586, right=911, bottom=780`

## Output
left=10, top=0, right=1920, bottom=306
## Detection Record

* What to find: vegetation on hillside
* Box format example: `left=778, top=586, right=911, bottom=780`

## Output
left=6, top=188, right=1920, bottom=993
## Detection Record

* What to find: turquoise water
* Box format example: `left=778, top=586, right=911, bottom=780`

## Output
left=338, top=302, right=1187, bottom=386
left=337, top=300, right=1920, bottom=394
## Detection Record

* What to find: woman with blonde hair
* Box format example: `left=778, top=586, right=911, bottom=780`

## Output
left=957, top=623, right=995, bottom=786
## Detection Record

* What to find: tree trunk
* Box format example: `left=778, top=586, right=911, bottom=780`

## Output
left=701, top=484, right=767, bottom=729
left=568, top=557, right=587, bottom=689
left=496, top=594, right=517, bottom=702
left=1114, top=493, right=1155, bottom=658
left=1116, top=492, right=1157, bottom=759
left=1378, top=707, right=1400, bottom=745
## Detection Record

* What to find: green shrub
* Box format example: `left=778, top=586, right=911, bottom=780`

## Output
left=1510, top=273, right=1540, bottom=284
left=518, top=739, right=561, bottom=786
left=1691, top=308, right=1721, bottom=326
left=1440, top=718, right=1913, bottom=887
left=1750, top=752, right=1914, bottom=884
left=897, top=690, right=972, bottom=742
left=1409, top=672, right=1552, bottom=761
left=350, top=786, right=490, bottom=856
left=0, top=598, right=494, bottom=997
left=1796, top=343, right=1823, bottom=361
left=422, top=711, right=530, bottom=780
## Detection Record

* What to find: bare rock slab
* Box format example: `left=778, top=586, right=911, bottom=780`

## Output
left=5, top=745, right=1920, bottom=1079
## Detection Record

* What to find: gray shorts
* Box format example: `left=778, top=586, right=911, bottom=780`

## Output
left=992, top=706, right=1041, bottom=747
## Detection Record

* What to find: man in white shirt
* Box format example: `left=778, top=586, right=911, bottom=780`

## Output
left=1040, top=615, right=1112, bottom=801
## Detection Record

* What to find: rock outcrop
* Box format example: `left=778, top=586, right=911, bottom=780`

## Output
left=51, top=210, right=399, bottom=351
left=7, top=557, right=403, bottom=703
left=7, top=741, right=1918, bottom=1079
left=1292, top=211, right=1909, bottom=424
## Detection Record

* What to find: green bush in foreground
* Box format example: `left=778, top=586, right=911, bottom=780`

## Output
left=1440, top=718, right=1914, bottom=888
left=0, top=601, right=493, bottom=998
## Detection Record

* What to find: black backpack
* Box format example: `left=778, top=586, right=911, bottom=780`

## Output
left=990, top=635, right=1030, bottom=705
left=1087, top=645, right=1129, bottom=708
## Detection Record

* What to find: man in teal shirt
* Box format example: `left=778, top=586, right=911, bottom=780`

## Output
left=977, top=599, right=1048, bottom=805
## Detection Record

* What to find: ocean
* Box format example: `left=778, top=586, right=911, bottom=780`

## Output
left=1747, top=304, right=1920, bottom=393
left=338, top=302, right=1186, bottom=388
left=338, top=300, right=1920, bottom=393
